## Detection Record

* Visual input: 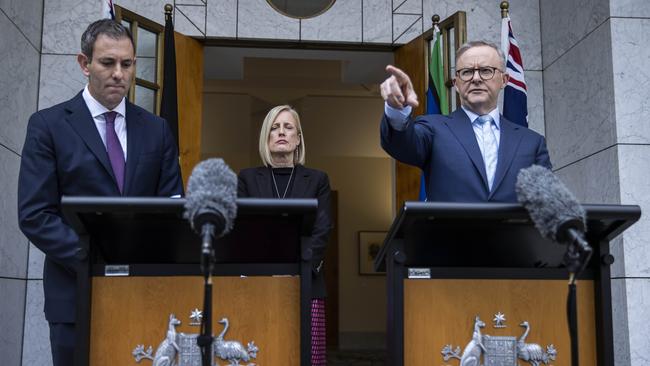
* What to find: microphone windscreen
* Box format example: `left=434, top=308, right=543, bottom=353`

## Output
left=515, top=165, right=585, bottom=242
left=184, top=158, right=238, bottom=235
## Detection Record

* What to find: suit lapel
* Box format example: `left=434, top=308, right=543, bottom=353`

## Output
left=445, top=109, right=489, bottom=188
left=289, top=165, right=311, bottom=198
left=255, top=167, right=275, bottom=197
left=123, top=102, right=144, bottom=195
left=489, top=117, right=524, bottom=198
left=64, top=92, right=117, bottom=186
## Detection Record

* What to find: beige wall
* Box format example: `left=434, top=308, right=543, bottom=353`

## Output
left=202, top=90, right=393, bottom=334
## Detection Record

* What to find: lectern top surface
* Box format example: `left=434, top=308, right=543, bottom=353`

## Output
left=61, top=197, right=317, bottom=264
left=374, top=202, right=640, bottom=271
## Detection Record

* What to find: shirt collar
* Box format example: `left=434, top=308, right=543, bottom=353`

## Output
left=82, top=85, right=126, bottom=119
left=461, top=106, right=501, bottom=129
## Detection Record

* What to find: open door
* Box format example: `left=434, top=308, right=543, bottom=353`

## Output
left=393, top=35, right=427, bottom=209
left=173, top=32, right=203, bottom=186
left=116, top=5, right=204, bottom=187
left=393, top=12, right=466, bottom=209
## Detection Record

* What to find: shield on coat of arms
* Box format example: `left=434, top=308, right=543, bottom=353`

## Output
left=177, top=333, right=206, bottom=366
left=483, top=335, right=517, bottom=366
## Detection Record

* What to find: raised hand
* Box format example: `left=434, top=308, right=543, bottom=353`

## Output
left=380, top=65, right=419, bottom=110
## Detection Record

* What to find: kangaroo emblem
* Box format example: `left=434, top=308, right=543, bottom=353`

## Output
left=459, top=316, right=486, bottom=366
left=133, top=314, right=180, bottom=365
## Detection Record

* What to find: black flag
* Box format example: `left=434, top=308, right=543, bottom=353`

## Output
left=160, top=5, right=179, bottom=148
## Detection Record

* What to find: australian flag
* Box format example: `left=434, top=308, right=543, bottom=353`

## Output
left=501, top=16, right=528, bottom=128
left=102, top=0, right=116, bottom=20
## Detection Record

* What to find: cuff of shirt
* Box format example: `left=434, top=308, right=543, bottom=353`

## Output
left=384, top=102, right=412, bottom=131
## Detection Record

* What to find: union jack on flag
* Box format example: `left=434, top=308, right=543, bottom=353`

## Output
left=501, top=16, right=528, bottom=127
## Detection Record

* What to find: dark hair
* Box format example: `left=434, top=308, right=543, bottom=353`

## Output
left=455, top=40, right=506, bottom=70
left=80, top=19, right=134, bottom=61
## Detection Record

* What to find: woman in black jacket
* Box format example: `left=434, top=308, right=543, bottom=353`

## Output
left=237, top=105, right=332, bottom=365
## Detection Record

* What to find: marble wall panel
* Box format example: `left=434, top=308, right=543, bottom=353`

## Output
left=394, top=0, right=421, bottom=14
left=38, top=54, right=86, bottom=110
left=177, top=0, right=205, bottom=5
left=393, top=13, right=421, bottom=44
left=0, top=12, right=40, bottom=154
left=540, top=0, right=609, bottom=68
left=554, top=146, right=620, bottom=203
left=617, top=145, right=650, bottom=277
left=237, top=0, right=299, bottom=41
left=623, top=278, right=650, bottom=366
left=42, top=0, right=99, bottom=54
left=206, top=0, right=237, bottom=38
left=609, top=0, right=650, bottom=18
left=0, top=147, right=27, bottom=279
left=0, top=0, right=43, bottom=49
left=27, top=243, right=45, bottom=280
left=611, top=278, right=630, bottom=366
left=175, top=4, right=206, bottom=37
left=22, top=280, right=50, bottom=366
left=362, top=0, right=391, bottom=43
left=543, top=20, right=616, bottom=168
left=0, top=278, right=26, bottom=366
left=611, top=18, right=650, bottom=145
left=301, top=0, right=361, bottom=43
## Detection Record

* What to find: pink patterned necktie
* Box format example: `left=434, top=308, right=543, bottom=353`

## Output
left=104, top=111, right=125, bottom=193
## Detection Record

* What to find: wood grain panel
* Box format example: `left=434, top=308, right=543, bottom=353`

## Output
left=90, top=276, right=300, bottom=365
left=174, top=32, right=203, bottom=187
left=394, top=35, right=427, bottom=210
left=404, top=279, right=596, bottom=366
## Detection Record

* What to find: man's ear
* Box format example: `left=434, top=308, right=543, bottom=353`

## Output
left=501, top=72, right=510, bottom=89
left=77, top=53, right=90, bottom=77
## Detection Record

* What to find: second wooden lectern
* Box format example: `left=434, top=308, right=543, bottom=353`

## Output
left=375, top=202, right=640, bottom=366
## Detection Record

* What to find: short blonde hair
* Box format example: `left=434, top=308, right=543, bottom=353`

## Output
left=258, top=105, right=306, bottom=167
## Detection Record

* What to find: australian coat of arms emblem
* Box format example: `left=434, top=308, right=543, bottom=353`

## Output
left=441, top=315, right=557, bottom=366
left=132, top=312, right=259, bottom=366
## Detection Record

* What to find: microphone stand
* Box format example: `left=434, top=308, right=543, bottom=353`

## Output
left=563, top=228, right=593, bottom=366
left=197, top=223, right=216, bottom=366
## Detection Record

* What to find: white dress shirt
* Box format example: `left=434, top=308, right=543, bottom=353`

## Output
left=82, top=86, right=128, bottom=160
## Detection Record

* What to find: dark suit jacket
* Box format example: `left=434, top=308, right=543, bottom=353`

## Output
left=381, top=108, right=552, bottom=202
left=237, top=165, right=332, bottom=298
left=18, top=91, right=183, bottom=323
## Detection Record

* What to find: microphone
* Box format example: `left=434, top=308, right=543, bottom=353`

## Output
left=515, top=165, right=592, bottom=274
left=184, top=158, right=238, bottom=268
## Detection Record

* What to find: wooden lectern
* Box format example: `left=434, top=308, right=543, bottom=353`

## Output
left=375, top=202, right=640, bottom=366
left=62, top=197, right=317, bottom=366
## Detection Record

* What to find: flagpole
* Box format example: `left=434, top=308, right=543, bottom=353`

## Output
left=500, top=1, right=509, bottom=19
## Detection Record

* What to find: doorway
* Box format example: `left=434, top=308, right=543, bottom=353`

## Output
left=200, top=46, right=396, bottom=352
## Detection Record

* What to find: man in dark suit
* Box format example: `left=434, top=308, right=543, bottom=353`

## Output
left=380, top=40, right=551, bottom=202
left=17, top=19, right=183, bottom=365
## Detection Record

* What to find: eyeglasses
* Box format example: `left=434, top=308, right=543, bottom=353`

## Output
left=455, top=67, right=502, bottom=81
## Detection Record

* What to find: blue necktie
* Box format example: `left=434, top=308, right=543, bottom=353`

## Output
left=477, top=115, right=498, bottom=191
left=104, top=111, right=125, bottom=193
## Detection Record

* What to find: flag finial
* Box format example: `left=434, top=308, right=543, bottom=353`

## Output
left=164, top=3, right=173, bottom=18
left=432, top=14, right=440, bottom=27
left=500, top=1, right=509, bottom=18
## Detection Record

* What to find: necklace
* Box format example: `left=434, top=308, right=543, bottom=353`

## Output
left=271, top=166, right=295, bottom=199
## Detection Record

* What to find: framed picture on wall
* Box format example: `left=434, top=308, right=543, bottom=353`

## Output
left=358, top=231, right=387, bottom=275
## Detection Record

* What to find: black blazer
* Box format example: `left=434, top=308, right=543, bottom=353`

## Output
left=238, top=165, right=332, bottom=298
left=18, top=91, right=184, bottom=323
